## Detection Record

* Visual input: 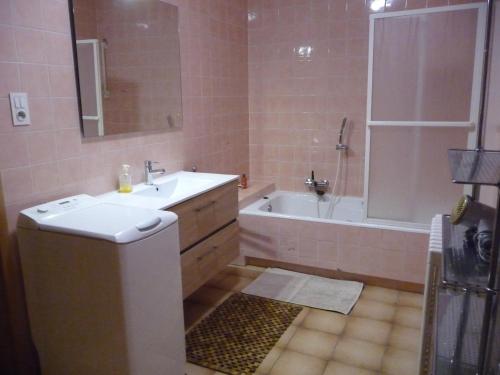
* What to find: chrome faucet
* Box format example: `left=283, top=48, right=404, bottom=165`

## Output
left=305, top=170, right=329, bottom=195
left=144, top=160, right=165, bottom=185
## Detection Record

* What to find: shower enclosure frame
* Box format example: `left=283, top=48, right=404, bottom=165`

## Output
left=363, top=3, right=488, bottom=230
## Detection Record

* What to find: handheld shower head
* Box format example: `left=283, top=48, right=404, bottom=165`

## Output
left=336, top=117, right=348, bottom=151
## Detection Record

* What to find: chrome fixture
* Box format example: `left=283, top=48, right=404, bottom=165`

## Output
left=144, top=160, right=165, bottom=185
left=266, top=204, right=273, bottom=212
left=336, top=117, right=348, bottom=151
left=305, top=170, right=329, bottom=195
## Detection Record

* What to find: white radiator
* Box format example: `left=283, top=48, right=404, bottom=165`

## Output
left=419, top=214, right=443, bottom=375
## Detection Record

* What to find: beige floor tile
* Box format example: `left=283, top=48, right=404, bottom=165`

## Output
left=187, top=286, right=233, bottom=307
left=291, top=307, right=310, bottom=326
left=275, top=325, right=298, bottom=348
left=394, top=306, right=422, bottom=329
left=382, top=348, right=419, bottom=375
left=361, top=286, right=399, bottom=304
left=185, top=362, right=215, bottom=375
left=398, top=291, right=424, bottom=309
left=256, top=347, right=282, bottom=374
left=332, top=337, right=385, bottom=371
left=389, top=325, right=421, bottom=352
left=269, top=350, right=327, bottom=375
left=207, top=274, right=254, bottom=292
left=302, top=309, right=348, bottom=335
left=344, top=317, right=392, bottom=345
left=351, top=299, right=396, bottom=322
left=323, top=360, right=377, bottom=375
left=286, top=327, right=338, bottom=360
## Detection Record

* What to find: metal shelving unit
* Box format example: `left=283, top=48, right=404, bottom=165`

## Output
left=436, top=149, right=500, bottom=374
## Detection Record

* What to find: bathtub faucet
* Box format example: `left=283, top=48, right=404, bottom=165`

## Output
left=305, top=170, right=329, bottom=195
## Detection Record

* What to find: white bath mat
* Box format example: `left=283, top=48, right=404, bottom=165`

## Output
left=242, top=268, right=363, bottom=315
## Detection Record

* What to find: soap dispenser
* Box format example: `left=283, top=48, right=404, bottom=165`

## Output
left=118, top=164, right=132, bottom=193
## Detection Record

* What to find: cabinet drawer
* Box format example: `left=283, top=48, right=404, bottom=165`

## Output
left=169, top=180, right=238, bottom=251
left=181, top=221, right=239, bottom=299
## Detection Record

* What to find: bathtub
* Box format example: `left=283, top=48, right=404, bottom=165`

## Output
left=240, top=191, right=364, bottom=224
left=239, top=190, right=430, bottom=284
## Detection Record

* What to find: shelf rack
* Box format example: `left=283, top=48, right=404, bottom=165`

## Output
left=448, top=149, right=500, bottom=186
left=435, top=149, right=500, bottom=374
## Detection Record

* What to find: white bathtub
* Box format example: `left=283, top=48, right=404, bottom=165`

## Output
left=239, top=190, right=430, bottom=284
left=240, top=190, right=363, bottom=223
left=240, top=190, right=428, bottom=233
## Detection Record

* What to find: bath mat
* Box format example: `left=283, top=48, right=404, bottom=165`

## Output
left=242, top=268, right=363, bottom=314
left=185, top=293, right=302, bottom=375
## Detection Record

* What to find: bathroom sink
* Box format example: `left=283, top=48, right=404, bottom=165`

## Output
left=133, top=176, right=214, bottom=199
left=98, top=171, right=239, bottom=210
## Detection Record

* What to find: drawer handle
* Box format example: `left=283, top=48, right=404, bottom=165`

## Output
left=196, top=246, right=218, bottom=261
left=195, top=200, right=216, bottom=212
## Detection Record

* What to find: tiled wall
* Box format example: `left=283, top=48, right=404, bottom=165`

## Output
left=247, top=0, right=483, bottom=195
left=0, top=1, right=248, bottom=373
left=240, top=213, right=429, bottom=284
left=0, top=0, right=249, bottom=232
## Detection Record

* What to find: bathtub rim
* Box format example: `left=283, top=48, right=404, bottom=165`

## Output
left=240, top=190, right=430, bottom=234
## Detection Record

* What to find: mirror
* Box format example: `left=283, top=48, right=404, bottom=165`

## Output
left=69, top=0, right=183, bottom=137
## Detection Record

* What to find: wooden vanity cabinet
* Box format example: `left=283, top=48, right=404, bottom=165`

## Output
left=167, top=180, right=239, bottom=298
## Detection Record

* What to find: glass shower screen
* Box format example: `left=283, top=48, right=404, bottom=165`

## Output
left=366, top=4, right=486, bottom=226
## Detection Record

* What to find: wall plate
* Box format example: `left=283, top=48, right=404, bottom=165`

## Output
left=9, top=92, right=31, bottom=126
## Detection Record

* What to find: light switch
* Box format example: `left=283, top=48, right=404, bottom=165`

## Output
left=9, top=92, right=31, bottom=126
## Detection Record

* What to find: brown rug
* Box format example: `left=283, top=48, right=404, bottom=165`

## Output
left=186, top=293, right=303, bottom=375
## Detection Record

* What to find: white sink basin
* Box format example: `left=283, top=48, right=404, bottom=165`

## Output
left=133, top=176, right=214, bottom=199
left=98, top=171, right=239, bottom=210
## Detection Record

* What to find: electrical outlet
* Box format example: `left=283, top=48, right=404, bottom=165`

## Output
left=9, top=92, right=31, bottom=126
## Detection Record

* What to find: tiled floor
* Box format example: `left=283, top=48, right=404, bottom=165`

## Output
left=184, top=266, right=423, bottom=375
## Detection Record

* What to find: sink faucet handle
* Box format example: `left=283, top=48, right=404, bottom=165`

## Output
left=144, top=160, right=159, bottom=169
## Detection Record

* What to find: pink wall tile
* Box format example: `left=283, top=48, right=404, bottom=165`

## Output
left=26, top=131, right=56, bottom=163
left=317, top=240, right=338, bottom=262
left=0, top=62, right=19, bottom=96
left=48, top=65, right=76, bottom=97
left=0, top=25, right=16, bottom=61
left=28, top=97, right=54, bottom=130
left=247, top=0, right=479, bottom=194
left=1, top=166, right=33, bottom=204
left=10, top=0, right=44, bottom=29
left=19, top=64, right=50, bottom=97
left=13, top=27, right=46, bottom=63
left=0, top=132, right=29, bottom=169
left=40, top=0, right=70, bottom=33
left=240, top=213, right=428, bottom=283
left=44, top=32, right=73, bottom=65
left=0, top=2, right=12, bottom=25
left=31, top=161, right=60, bottom=193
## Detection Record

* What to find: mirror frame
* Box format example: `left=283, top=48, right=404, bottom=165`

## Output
left=67, top=0, right=85, bottom=137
